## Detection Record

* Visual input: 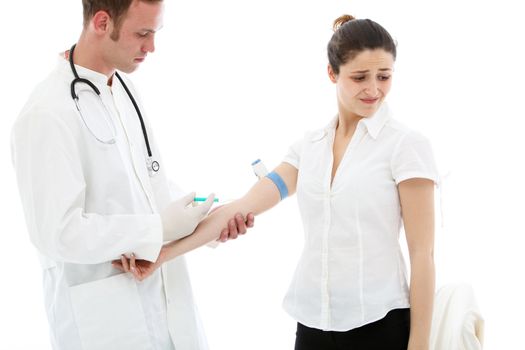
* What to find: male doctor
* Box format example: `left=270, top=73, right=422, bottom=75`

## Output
left=11, top=0, right=253, bottom=349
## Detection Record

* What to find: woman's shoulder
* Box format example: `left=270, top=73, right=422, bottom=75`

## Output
left=383, top=118, right=431, bottom=144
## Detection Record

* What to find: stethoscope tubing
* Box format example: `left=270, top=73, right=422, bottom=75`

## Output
left=69, top=44, right=158, bottom=170
left=113, top=73, right=152, bottom=158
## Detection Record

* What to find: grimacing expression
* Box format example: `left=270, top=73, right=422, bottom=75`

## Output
left=329, top=49, right=394, bottom=118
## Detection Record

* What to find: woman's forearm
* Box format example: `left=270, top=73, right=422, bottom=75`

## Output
left=398, top=179, right=435, bottom=350
left=408, top=253, right=435, bottom=350
left=163, top=177, right=283, bottom=261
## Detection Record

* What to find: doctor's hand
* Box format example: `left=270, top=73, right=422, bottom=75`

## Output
left=161, top=192, right=215, bottom=242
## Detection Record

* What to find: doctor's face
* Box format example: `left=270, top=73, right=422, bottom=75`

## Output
left=329, top=49, right=394, bottom=119
left=104, top=0, right=164, bottom=73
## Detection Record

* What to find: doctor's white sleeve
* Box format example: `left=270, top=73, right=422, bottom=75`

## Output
left=11, top=111, right=162, bottom=265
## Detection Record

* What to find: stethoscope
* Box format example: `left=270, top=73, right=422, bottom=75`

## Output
left=69, top=44, right=160, bottom=175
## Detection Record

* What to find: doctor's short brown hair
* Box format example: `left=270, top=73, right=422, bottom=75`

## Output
left=82, top=0, right=163, bottom=40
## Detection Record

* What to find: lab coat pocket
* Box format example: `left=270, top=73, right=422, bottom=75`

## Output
left=69, top=273, right=153, bottom=350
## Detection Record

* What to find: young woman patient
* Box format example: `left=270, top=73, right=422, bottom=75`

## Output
left=116, top=14, right=439, bottom=350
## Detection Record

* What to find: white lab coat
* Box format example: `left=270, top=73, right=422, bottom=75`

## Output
left=11, top=57, right=208, bottom=350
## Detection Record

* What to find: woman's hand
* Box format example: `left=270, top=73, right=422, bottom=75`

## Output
left=200, top=204, right=255, bottom=242
left=112, top=245, right=170, bottom=281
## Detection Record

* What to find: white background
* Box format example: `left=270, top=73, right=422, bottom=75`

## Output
left=1, top=0, right=524, bottom=349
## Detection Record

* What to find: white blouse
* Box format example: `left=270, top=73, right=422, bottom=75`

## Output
left=282, top=103, right=439, bottom=331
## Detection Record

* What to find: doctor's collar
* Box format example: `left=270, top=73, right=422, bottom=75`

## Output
left=59, top=51, right=115, bottom=87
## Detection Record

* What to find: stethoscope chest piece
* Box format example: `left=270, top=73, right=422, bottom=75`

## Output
left=151, top=160, right=160, bottom=172
left=147, top=157, right=160, bottom=175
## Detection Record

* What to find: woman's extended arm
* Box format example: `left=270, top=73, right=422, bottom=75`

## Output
left=162, top=162, right=298, bottom=260
left=398, top=178, right=435, bottom=350
left=114, top=162, right=298, bottom=279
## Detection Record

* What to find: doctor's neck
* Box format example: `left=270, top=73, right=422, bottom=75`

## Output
left=69, top=34, right=117, bottom=80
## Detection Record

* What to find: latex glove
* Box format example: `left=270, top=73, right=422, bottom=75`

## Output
left=161, top=192, right=215, bottom=241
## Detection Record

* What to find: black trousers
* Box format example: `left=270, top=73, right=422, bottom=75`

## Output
left=294, top=308, right=410, bottom=350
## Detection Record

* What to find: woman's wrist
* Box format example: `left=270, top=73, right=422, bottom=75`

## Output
left=159, top=242, right=177, bottom=262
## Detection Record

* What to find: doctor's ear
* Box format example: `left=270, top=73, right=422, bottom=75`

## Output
left=91, top=11, right=112, bottom=34
left=327, top=65, right=338, bottom=83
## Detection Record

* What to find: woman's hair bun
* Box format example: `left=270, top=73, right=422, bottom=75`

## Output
left=332, top=14, right=356, bottom=32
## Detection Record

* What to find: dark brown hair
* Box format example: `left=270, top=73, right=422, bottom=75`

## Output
left=82, top=0, right=162, bottom=40
left=327, top=15, right=397, bottom=75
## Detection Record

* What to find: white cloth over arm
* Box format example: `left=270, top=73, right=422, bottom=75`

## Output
left=430, top=284, right=484, bottom=350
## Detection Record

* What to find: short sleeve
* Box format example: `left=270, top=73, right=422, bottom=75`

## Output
left=391, top=131, right=439, bottom=185
left=282, top=136, right=305, bottom=169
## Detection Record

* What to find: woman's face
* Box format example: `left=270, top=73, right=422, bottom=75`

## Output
left=329, top=49, right=394, bottom=119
